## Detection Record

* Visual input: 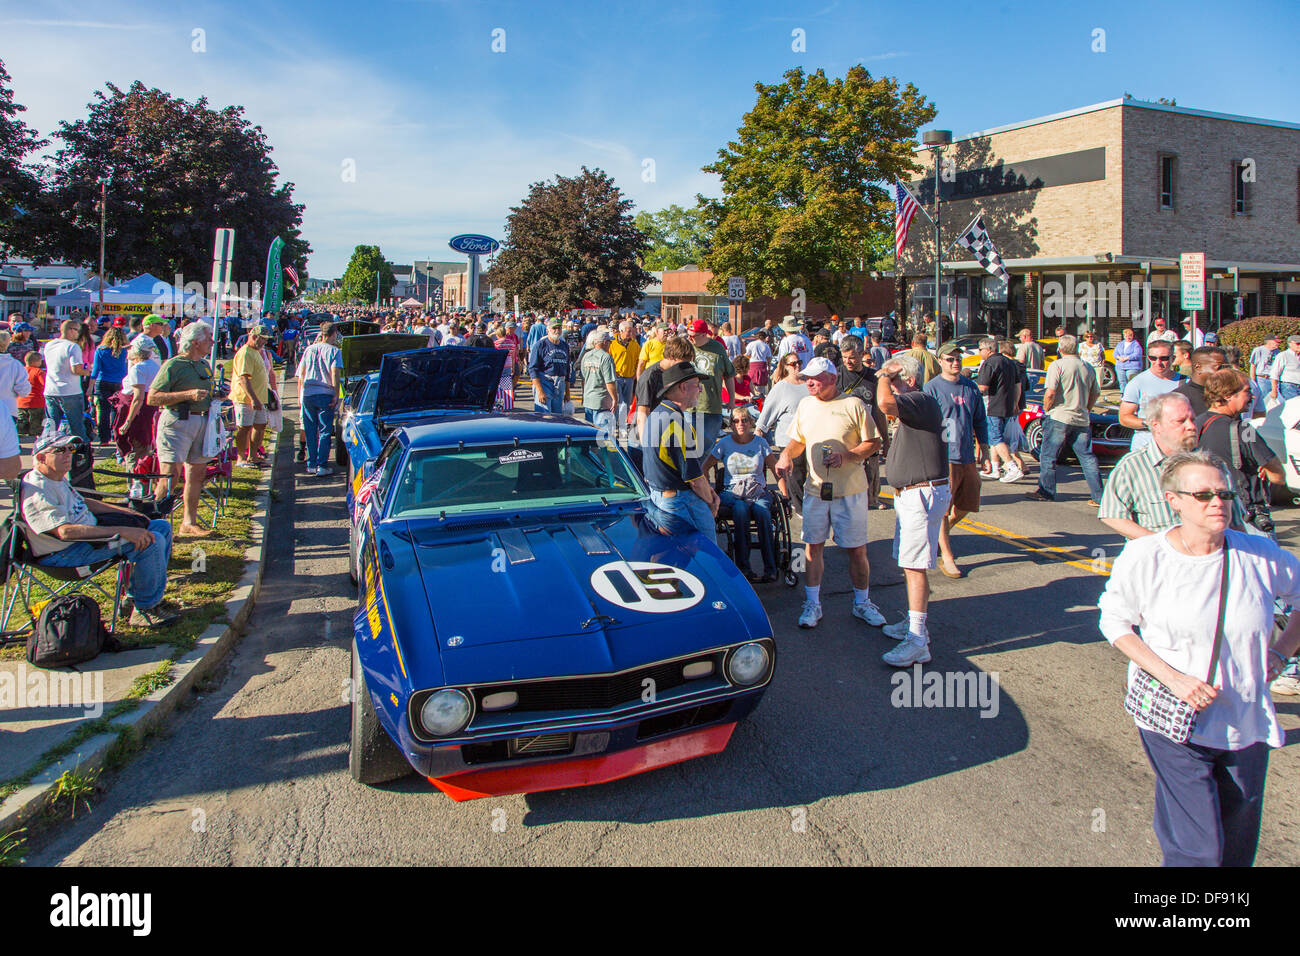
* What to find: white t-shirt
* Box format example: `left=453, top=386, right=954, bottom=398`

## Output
left=775, top=333, right=813, bottom=368
left=43, top=339, right=85, bottom=397
left=120, top=358, right=161, bottom=394
left=1120, top=370, right=1181, bottom=451
left=1099, top=528, right=1300, bottom=749
left=0, top=411, right=17, bottom=459
left=0, top=353, right=31, bottom=417
left=20, top=469, right=95, bottom=556
left=746, top=340, right=773, bottom=368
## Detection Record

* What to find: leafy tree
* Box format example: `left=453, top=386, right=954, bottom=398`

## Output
left=33, top=80, right=309, bottom=287
left=0, top=59, right=48, bottom=259
left=699, top=66, right=935, bottom=310
left=340, top=246, right=394, bottom=304
left=487, top=167, right=651, bottom=311
left=633, top=203, right=711, bottom=271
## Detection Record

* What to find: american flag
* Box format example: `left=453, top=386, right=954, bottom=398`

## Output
left=894, top=183, right=920, bottom=259
left=284, top=264, right=300, bottom=289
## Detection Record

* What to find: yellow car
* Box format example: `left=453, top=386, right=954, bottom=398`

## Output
left=958, top=337, right=1116, bottom=388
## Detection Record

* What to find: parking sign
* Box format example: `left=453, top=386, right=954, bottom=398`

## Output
left=1180, top=252, right=1205, bottom=311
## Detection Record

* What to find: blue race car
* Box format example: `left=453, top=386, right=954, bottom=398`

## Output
left=349, top=356, right=776, bottom=800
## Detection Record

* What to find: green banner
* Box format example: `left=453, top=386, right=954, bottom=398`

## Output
left=261, top=236, right=285, bottom=314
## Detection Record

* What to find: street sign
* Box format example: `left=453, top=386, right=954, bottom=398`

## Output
left=727, top=276, right=746, bottom=302
left=1180, top=252, right=1205, bottom=311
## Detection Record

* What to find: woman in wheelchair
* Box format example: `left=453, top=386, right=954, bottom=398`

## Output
left=703, top=406, right=779, bottom=583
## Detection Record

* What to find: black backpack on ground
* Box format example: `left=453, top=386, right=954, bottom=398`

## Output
left=25, top=594, right=120, bottom=668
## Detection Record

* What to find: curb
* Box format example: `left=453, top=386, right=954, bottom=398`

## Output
left=0, top=425, right=288, bottom=837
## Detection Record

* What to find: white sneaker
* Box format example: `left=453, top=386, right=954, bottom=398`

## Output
left=798, top=601, right=823, bottom=628
left=882, top=638, right=931, bottom=667
left=852, top=600, right=886, bottom=626
left=1271, top=674, right=1300, bottom=696
left=981, top=467, right=1000, bottom=480
left=882, top=617, right=910, bottom=641
left=998, top=464, right=1024, bottom=483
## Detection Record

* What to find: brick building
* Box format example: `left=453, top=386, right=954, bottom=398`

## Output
left=896, top=97, right=1300, bottom=343
left=660, top=266, right=894, bottom=330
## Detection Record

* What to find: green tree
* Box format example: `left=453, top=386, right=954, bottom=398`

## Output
left=633, top=203, right=710, bottom=271
left=33, top=80, right=309, bottom=286
left=487, top=167, right=651, bottom=311
left=0, top=59, right=47, bottom=260
left=340, top=246, right=394, bottom=304
left=699, top=66, right=935, bottom=310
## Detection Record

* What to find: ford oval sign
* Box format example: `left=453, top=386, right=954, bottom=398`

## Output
left=448, top=234, right=500, bottom=255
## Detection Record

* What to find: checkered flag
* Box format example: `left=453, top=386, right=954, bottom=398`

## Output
left=955, top=215, right=1009, bottom=281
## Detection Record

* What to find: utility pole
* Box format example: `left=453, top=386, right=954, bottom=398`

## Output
left=923, top=130, right=953, bottom=347
left=97, top=178, right=107, bottom=325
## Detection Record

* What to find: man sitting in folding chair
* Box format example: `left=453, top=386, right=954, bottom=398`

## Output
left=21, top=429, right=176, bottom=627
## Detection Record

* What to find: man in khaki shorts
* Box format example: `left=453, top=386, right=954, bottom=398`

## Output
left=148, top=321, right=217, bottom=537
left=231, top=325, right=269, bottom=466
left=775, top=356, right=883, bottom=631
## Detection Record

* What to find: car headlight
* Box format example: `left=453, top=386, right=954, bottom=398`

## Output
left=727, top=642, right=771, bottom=686
left=418, top=689, right=472, bottom=736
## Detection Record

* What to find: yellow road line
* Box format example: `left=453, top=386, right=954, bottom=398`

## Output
left=879, top=489, right=1110, bottom=576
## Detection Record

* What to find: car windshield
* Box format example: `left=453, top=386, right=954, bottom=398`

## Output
left=388, top=439, right=647, bottom=517
left=360, top=381, right=377, bottom=415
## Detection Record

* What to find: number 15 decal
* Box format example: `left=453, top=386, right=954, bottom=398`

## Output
left=590, top=561, right=706, bottom=614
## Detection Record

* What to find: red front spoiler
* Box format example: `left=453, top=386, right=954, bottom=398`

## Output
left=428, top=723, right=737, bottom=802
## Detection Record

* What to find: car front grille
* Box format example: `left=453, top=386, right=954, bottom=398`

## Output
left=471, top=652, right=725, bottom=714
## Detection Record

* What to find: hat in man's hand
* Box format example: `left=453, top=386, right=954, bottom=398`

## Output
left=657, top=361, right=707, bottom=401
left=797, top=356, right=837, bottom=379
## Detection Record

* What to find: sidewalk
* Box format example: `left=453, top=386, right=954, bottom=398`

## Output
left=0, top=380, right=296, bottom=839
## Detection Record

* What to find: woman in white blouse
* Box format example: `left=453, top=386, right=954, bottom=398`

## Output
left=1098, top=449, right=1300, bottom=866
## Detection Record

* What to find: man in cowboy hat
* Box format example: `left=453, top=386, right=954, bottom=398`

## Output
left=642, top=360, right=719, bottom=537
left=774, top=315, right=813, bottom=369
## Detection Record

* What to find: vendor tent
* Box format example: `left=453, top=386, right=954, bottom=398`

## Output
left=399, top=297, right=423, bottom=308
left=46, top=273, right=204, bottom=314
left=43, top=275, right=109, bottom=307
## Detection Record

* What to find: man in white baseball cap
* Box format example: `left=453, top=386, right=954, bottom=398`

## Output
left=775, top=355, right=884, bottom=630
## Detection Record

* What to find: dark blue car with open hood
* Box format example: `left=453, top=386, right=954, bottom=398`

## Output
left=348, top=349, right=776, bottom=799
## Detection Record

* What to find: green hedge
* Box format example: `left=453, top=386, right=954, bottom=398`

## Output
left=1217, top=316, right=1300, bottom=369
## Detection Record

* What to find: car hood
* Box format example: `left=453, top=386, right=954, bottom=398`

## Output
left=341, top=334, right=430, bottom=380
left=403, top=509, right=770, bottom=685
left=374, top=346, right=506, bottom=425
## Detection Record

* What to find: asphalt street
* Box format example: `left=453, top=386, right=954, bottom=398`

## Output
left=23, top=386, right=1300, bottom=866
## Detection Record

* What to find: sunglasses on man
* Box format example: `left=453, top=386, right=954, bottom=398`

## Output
left=1174, top=489, right=1236, bottom=502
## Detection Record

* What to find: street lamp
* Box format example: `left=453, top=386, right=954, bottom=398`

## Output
left=922, top=129, right=952, bottom=347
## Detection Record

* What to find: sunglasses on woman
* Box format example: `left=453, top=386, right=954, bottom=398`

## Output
left=1174, top=489, right=1236, bottom=502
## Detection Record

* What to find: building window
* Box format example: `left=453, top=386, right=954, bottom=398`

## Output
left=1233, top=159, right=1252, bottom=216
left=1159, top=154, right=1176, bottom=209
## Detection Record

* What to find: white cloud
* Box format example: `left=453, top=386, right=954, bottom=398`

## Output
left=3, top=1, right=720, bottom=279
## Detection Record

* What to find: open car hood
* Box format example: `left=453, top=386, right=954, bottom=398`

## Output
left=333, top=319, right=381, bottom=338
left=374, top=346, right=507, bottom=424
left=341, top=334, right=429, bottom=381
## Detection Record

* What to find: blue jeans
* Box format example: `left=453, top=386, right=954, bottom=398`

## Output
left=648, top=488, right=715, bottom=538
left=535, top=375, right=565, bottom=414
left=584, top=407, right=614, bottom=437
left=301, top=393, right=336, bottom=468
left=616, top=377, right=635, bottom=409
left=719, top=490, right=775, bottom=574
left=1116, top=367, right=1139, bottom=392
left=1279, top=382, right=1300, bottom=402
left=1139, top=729, right=1269, bottom=867
left=1037, top=417, right=1103, bottom=502
left=45, top=393, right=88, bottom=442
left=40, top=519, right=173, bottom=611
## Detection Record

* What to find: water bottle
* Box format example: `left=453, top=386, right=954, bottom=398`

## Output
left=129, top=480, right=144, bottom=500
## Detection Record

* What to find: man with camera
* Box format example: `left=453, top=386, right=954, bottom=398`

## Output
left=775, top=356, right=883, bottom=630
left=147, top=321, right=219, bottom=537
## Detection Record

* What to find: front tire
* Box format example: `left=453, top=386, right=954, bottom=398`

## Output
left=1099, top=363, right=1116, bottom=389
left=1024, top=419, right=1044, bottom=457
left=349, top=639, right=413, bottom=785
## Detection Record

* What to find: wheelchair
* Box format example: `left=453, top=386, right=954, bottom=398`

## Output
left=712, top=481, right=798, bottom=587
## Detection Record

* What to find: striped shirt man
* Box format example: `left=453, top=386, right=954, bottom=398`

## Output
left=1099, top=440, right=1179, bottom=534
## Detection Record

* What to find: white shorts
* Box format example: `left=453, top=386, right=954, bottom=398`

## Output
left=801, top=489, right=870, bottom=548
left=0, top=412, right=18, bottom=459
left=891, top=484, right=952, bottom=570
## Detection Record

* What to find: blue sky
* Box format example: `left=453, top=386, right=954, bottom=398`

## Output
left=4, top=0, right=1298, bottom=280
